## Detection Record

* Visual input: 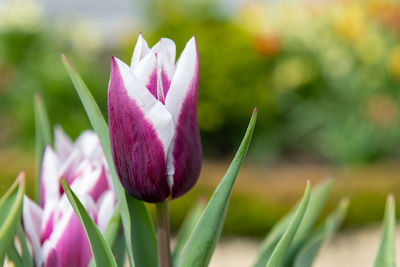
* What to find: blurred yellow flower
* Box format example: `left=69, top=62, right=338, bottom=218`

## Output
left=387, top=45, right=400, bottom=78
left=273, top=57, right=313, bottom=91
left=355, top=31, right=385, bottom=65
left=333, top=4, right=367, bottom=42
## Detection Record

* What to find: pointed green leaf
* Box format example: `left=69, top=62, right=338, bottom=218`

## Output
left=61, top=54, right=158, bottom=267
left=266, top=182, right=311, bottom=267
left=6, top=244, right=23, bottom=267
left=34, top=93, right=52, bottom=204
left=16, top=223, right=33, bottom=267
left=374, top=195, right=396, bottom=267
left=177, top=109, right=257, bottom=267
left=112, top=233, right=127, bottom=267
left=0, top=172, right=25, bottom=265
left=88, top=205, right=122, bottom=267
left=283, top=178, right=333, bottom=266
left=61, top=179, right=117, bottom=267
left=293, top=198, right=349, bottom=267
left=172, top=197, right=206, bottom=265
left=253, top=179, right=333, bottom=267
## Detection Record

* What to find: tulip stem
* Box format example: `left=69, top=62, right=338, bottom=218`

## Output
left=156, top=201, right=172, bottom=267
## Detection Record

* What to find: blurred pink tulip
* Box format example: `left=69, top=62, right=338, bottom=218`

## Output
left=23, top=127, right=116, bottom=267
left=108, top=34, right=202, bottom=203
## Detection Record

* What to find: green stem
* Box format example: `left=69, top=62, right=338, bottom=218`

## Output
left=156, top=201, right=172, bottom=267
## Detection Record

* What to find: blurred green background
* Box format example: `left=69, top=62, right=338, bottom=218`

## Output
left=1, top=0, right=400, bottom=236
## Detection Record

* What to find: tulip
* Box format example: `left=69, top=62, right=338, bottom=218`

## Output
left=108, top=34, right=202, bottom=203
left=23, top=128, right=115, bottom=267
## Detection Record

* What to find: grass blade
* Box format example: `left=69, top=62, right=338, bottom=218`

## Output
left=266, top=182, right=311, bottom=267
left=172, top=197, right=206, bottom=265
left=61, top=54, right=158, bottom=267
left=0, top=172, right=25, bottom=265
left=374, top=195, right=396, bottom=267
left=34, top=93, right=52, bottom=204
left=61, top=179, right=117, bottom=267
left=177, top=109, right=257, bottom=267
left=293, top=198, right=349, bottom=267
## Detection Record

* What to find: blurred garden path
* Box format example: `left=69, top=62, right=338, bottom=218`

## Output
left=209, top=225, right=400, bottom=266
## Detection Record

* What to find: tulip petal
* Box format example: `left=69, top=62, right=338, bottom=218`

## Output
left=133, top=52, right=158, bottom=99
left=23, top=196, right=43, bottom=267
left=108, top=57, right=174, bottom=202
left=42, top=198, right=95, bottom=267
left=150, top=38, right=176, bottom=69
left=164, top=37, right=202, bottom=198
left=41, top=145, right=61, bottom=207
left=165, top=36, right=199, bottom=124
left=96, top=191, right=115, bottom=232
left=54, top=126, right=73, bottom=161
left=75, top=130, right=101, bottom=157
left=130, top=33, right=150, bottom=68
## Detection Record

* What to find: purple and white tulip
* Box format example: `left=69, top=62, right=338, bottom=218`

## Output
left=23, top=128, right=116, bottom=267
left=108, top=34, right=202, bottom=203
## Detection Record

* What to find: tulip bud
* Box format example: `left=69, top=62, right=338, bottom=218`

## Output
left=23, top=128, right=115, bottom=267
left=108, top=34, right=202, bottom=203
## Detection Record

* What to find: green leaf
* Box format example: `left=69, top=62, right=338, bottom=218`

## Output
left=293, top=198, right=349, bottom=267
left=61, top=54, right=158, bottom=267
left=374, top=195, right=396, bottom=267
left=34, top=93, right=52, bottom=204
left=0, top=172, right=25, bottom=265
left=253, top=179, right=333, bottom=267
left=266, top=182, right=311, bottom=267
left=177, top=109, right=257, bottom=267
left=88, top=205, right=122, bottom=267
left=6, top=244, right=23, bottom=267
left=112, top=233, right=127, bottom=267
left=283, top=178, right=333, bottom=266
left=61, top=179, right=117, bottom=267
left=16, top=223, right=33, bottom=267
left=172, top=197, right=206, bottom=265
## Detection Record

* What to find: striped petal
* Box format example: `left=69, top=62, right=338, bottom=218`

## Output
left=133, top=52, right=158, bottom=99
left=108, top=57, right=174, bottom=202
left=42, top=210, right=92, bottom=267
left=165, top=37, right=202, bottom=198
left=23, top=196, right=43, bottom=267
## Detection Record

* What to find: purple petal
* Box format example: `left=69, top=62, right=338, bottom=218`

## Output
left=23, top=196, right=44, bottom=267
left=108, top=57, right=174, bottom=202
left=42, top=197, right=96, bottom=267
left=164, top=37, right=202, bottom=198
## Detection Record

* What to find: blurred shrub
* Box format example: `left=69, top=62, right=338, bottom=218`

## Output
left=3, top=0, right=400, bottom=164
left=140, top=0, right=400, bottom=164
left=0, top=0, right=111, bottom=147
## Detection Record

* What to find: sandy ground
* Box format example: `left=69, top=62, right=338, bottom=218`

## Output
left=208, top=225, right=400, bottom=267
